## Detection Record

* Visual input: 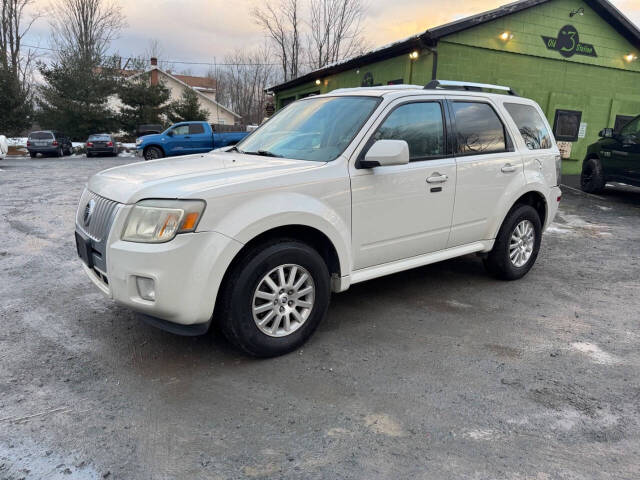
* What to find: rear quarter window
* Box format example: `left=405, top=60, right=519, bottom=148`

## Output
left=189, top=124, right=205, bottom=134
left=504, top=103, right=553, bottom=150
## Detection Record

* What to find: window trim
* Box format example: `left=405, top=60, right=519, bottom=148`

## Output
left=552, top=109, right=582, bottom=142
left=447, top=100, right=513, bottom=157
left=357, top=99, right=450, bottom=166
left=504, top=102, right=554, bottom=151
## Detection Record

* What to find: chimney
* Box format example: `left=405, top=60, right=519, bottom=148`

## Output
left=150, top=57, right=158, bottom=85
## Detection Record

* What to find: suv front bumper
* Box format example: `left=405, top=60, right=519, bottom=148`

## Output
left=79, top=225, right=244, bottom=330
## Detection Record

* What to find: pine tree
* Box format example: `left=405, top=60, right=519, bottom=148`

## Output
left=0, top=68, right=33, bottom=136
left=168, top=88, right=209, bottom=123
left=37, top=55, right=120, bottom=140
left=118, top=76, right=171, bottom=136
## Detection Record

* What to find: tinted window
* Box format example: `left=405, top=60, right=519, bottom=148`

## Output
left=451, top=102, right=506, bottom=155
left=172, top=125, right=189, bottom=136
left=237, top=96, right=380, bottom=162
left=620, top=116, right=640, bottom=138
left=504, top=103, right=552, bottom=150
left=29, top=132, right=54, bottom=140
left=553, top=110, right=582, bottom=142
left=614, top=115, right=634, bottom=132
left=373, top=102, right=444, bottom=160
left=189, top=124, right=205, bottom=134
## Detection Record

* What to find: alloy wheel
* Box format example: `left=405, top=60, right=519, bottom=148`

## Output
left=252, top=264, right=315, bottom=337
left=509, top=220, right=535, bottom=267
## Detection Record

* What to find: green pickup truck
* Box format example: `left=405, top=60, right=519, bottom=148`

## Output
left=581, top=115, right=640, bottom=193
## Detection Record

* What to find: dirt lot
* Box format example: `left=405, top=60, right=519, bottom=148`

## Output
left=1, top=155, right=639, bottom=480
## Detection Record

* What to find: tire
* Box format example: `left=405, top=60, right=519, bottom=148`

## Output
left=86, top=151, right=93, bottom=158
left=483, top=204, right=542, bottom=281
left=144, top=146, right=163, bottom=160
left=56, top=146, right=63, bottom=157
left=580, top=157, right=606, bottom=194
left=29, top=151, right=37, bottom=158
left=218, top=240, right=331, bottom=357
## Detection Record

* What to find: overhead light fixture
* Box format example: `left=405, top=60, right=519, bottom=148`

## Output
left=569, top=7, right=584, bottom=17
left=409, top=51, right=419, bottom=60
left=315, top=79, right=321, bottom=85
left=624, top=53, right=638, bottom=62
left=499, top=31, right=514, bottom=41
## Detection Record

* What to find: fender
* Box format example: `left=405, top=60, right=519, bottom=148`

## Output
left=487, top=181, right=550, bottom=242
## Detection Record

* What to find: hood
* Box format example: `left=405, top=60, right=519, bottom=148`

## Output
left=87, top=152, right=323, bottom=204
left=138, top=133, right=163, bottom=144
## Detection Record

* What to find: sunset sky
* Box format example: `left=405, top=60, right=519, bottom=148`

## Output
left=25, top=0, right=640, bottom=74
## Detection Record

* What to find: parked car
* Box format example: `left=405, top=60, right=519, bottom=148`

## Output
left=75, top=80, right=561, bottom=357
left=136, top=124, right=163, bottom=137
left=86, top=134, right=118, bottom=157
left=581, top=114, right=640, bottom=192
left=27, top=131, right=73, bottom=158
left=0, top=135, right=7, bottom=160
left=136, top=121, right=249, bottom=160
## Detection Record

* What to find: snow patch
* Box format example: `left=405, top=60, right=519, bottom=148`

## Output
left=571, top=341, right=620, bottom=365
left=364, top=413, right=404, bottom=437
left=545, top=225, right=572, bottom=235
left=463, top=428, right=497, bottom=440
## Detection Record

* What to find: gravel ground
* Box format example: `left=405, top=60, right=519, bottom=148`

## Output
left=1, top=155, right=639, bottom=480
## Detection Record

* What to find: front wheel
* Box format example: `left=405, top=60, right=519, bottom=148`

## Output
left=144, top=146, right=163, bottom=160
left=483, top=204, right=542, bottom=280
left=218, top=240, right=331, bottom=357
left=580, top=157, right=605, bottom=193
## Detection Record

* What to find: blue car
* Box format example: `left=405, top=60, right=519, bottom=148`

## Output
left=136, top=121, right=249, bottom=160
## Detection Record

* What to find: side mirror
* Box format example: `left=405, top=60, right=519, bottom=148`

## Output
left=599, top=128, right=614, bottom=138
left=166, top=130, right=174, bottom=137
left=359, top=140, right=410, bottom=168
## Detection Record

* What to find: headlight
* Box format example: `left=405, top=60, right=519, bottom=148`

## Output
left=135, top=138, right=142, bottom=145
left=121, top=199, right=206, bottom=243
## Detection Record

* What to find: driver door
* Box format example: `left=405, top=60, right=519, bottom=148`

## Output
left=350, top=99, right=456, bottom=270
left=166, top=124, right=190, bottom=155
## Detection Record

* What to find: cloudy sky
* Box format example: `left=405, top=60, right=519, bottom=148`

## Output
left=25, top=0, right=640, bottom=74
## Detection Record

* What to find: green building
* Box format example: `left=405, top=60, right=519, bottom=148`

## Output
left=269, top=0, right=640, bottom=176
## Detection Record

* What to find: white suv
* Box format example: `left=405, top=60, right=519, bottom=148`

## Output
left=75, top=81, right=561, bottom=357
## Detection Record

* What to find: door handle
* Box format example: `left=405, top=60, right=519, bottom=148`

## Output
left=426, top=173, right=448, bottom=183
left=501, top=163, right=517, bottom=173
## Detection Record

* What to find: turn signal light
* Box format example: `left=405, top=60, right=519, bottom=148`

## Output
left=180, top=212, right=199, bottom=232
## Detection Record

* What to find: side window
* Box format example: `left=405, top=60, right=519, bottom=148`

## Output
left=172, top=125, right=189, bottom=136
left=451, top=102, right=506, bottom=155
left=189, top=124, right=205, bottom=134
left=614, top=115, right=634, bottom=133
left=373, top=102, right=445, bottom=160
left=620, top=116, right=640, bottom=139
left=504, top=103, right=553, bottom=150
left=553, top=109, right=582, bottom=142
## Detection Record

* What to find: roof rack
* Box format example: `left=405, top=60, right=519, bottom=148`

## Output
left=424, top=80, right=519, bottom=96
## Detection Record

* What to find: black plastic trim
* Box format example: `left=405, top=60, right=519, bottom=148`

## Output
left=140, top=314, right=211, bottom=336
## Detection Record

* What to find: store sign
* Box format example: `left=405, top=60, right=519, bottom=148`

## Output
left=541, top=25, right=597, bottom=58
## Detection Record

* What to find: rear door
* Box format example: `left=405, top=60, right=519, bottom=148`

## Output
left=446, top=97, right=525, bottom=247
left=350, top=97, right=457, bottom=269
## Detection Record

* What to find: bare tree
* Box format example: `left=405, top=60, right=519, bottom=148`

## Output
left=0, top=0, right=39, bottom=134
left=50, top=0, right=125, bottom=60
left=308, top=0, right=367, bottom=69
left=213, top=46, right=277, bottom=125
left=252, top=0, right=300, bottom=81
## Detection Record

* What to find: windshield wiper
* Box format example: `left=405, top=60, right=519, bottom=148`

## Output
left=243, top=149, right=282, bottom=158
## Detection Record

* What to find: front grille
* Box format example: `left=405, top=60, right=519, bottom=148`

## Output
left=76, top=189, right=120, bottom=242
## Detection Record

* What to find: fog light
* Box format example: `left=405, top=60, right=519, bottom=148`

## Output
left=136, top=276, right=156, bottom=301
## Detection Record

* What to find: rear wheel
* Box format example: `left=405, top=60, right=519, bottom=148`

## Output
left=86, top=151, right=93, bottom=158
left=483, top=204, right=542, bottom=280
left=56, top=146, right=63, bottom=157
left=144, top=146, right=163, bottom=160
left=29, top=151, right=37, bottom=158
left=580, top=157, right=605, bottom=193
left=218, top=240, right=331, bottom=357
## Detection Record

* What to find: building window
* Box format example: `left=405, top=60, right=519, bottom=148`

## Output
left=614, top=115, right=635, bottom=132
left=553, top=109, right=582, bottom=142
left=373, top=102, right=444, bottom=161
left=451, top=102, right=507, bottom=155
left=504, top=103, right=553, bottom=150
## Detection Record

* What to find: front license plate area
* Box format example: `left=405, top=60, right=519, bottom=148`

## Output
left=75, top=231, right=93, bottom=268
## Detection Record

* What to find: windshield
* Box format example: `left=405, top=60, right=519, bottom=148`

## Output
left=236, top=96, right=380, bottom=161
